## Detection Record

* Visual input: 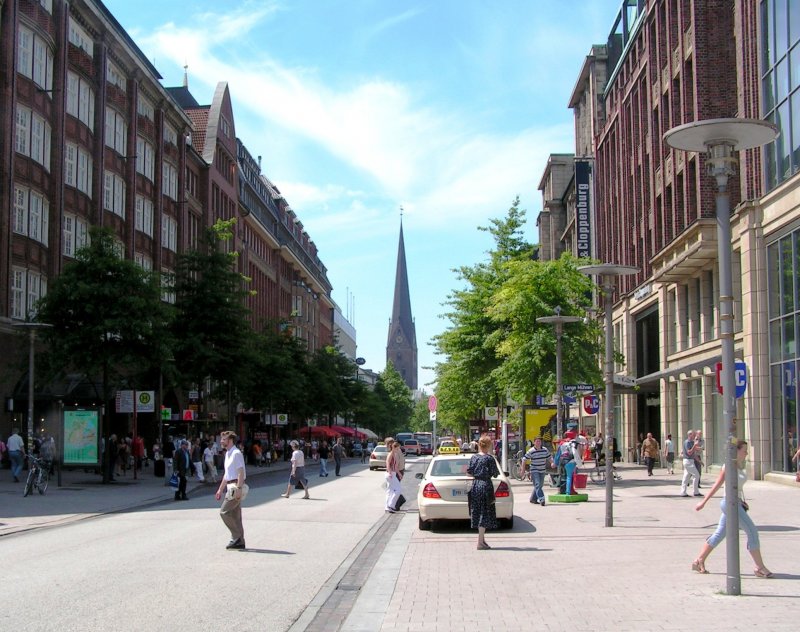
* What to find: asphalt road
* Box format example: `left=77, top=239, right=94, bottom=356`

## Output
left=0, top=457, right=427, bottom=632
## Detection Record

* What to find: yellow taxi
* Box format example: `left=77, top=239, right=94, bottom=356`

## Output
left=437, top=439, right=460, bottom=455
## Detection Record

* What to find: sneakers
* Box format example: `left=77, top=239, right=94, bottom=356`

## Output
left=540, top=498, right=546, bottom=506
left=693, top=493, right=703, bottom=497
left=226, top=539, right=246, bottom=550
left=680, top=493, right=689, bottom=497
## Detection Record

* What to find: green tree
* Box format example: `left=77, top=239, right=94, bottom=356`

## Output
left=488, top=253, right=602, bottom=403
left=171, top=218, right=251, bottom=417
left=409, top=397, right=433, bottom=433
left=37, top=227, right=172, bottom=480
left=375, top=361, right=413, bottom=434
left=432, top=198, right=533, bottom=434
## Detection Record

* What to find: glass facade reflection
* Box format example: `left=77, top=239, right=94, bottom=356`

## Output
left=767, top=229, right=800, bottom=471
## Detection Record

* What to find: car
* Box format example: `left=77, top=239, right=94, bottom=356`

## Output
left=437, top=440, right=460, bottom=455
left=401, top=439, right=420, bottom=455
left=418, top=441, right=433, bottom=456
left=415, top=454, right=514, bottom=530
left=369, top=445, right=390, bottom=470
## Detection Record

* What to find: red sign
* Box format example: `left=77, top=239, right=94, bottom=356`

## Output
left=428, top=395, right=438, bottom=412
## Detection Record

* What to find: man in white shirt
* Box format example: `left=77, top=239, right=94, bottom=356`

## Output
left=215, top=431, right=246, bottom=550
left=7, top=428, right=25, bottom=483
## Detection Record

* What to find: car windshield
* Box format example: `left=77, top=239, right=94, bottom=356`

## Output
left=430, top=459, right=471, bottom=477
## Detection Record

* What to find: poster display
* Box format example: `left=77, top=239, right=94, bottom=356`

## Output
left=63, top=409, right=100, bottom=466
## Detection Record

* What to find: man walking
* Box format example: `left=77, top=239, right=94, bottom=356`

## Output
left=522, top=437, right=552, bottom=506
left=693, top=429, right=705, bottom=488
left=663, top=433, right=675, bottom=474
left=7, top=428, right=25, bottom=483
left=215, top=431, right=246, bottom=550
left=641, top=432, right=660, bottom=476
left=333, top=437, right=344, bottom=476
left=174, top=440, right=191, bottom=501
left=680, top=430, right=701, bottom=497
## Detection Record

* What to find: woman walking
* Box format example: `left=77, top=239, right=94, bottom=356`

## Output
left=385, top=439, right=403, bottom=513
left=467, top=435, right=500, bottom=550
left=691, top=440, right=772, bottom=577
left=281, top=440, right=310, bottom=499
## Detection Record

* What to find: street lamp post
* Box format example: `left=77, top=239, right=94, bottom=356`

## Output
left=12, top=322, right=53, bottom=454
left=664, top=118, right=778, bottom=596
left=537, top=307, right=582, bottom=440
left=578, top=264, right=638, bottom=527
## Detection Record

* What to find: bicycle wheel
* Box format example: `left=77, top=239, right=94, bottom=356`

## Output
left=513, top=460, right=525, bottom=481
left=590, top=468, right=605, bottom=484
left=38, top=470, right=49, bottom=494
left=23, top=468, right=35, bottom=497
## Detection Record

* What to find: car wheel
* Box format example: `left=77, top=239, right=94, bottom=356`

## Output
left=501, top=516, right=514, bottom=530
left=369, top=466, right=375, bottom=471
left=418, top=516, right=431, bottom=531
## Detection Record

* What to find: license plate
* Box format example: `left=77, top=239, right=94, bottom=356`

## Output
left=451, top=489, right=466, bottom=497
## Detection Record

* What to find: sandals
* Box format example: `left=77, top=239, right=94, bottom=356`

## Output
left=691, top=559, right=709, bottom=574
left=754, top=568, right=774, bottom=578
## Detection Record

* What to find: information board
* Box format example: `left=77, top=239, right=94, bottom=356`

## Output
left=63, top=408, right=100, bottom=466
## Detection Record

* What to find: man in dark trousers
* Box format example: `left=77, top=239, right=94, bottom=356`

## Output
left=174, top=440, right=192, bottom=500
left=333, top=437, right=344, bottom=476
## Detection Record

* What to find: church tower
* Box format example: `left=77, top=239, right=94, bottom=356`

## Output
left=386, top=220, right=418, bottom=390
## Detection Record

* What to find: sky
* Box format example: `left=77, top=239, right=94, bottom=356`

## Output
left=105, top=0, right=621, bottom=393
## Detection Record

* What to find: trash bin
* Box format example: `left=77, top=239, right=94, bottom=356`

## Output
left=154, top=459, right=165, bottom=478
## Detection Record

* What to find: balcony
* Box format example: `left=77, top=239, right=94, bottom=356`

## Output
left=651, top=219, right=717, bottom=283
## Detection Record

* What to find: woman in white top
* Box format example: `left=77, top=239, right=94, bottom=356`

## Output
left=692, top=440, right=772, bottom=577
left=281, top=440, right=310, bottom=499
left=385, top=440, right=403, bottom=513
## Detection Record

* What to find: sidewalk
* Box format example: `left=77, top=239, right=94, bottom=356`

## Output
left=344, top=461, right=800, bottom=632
left=0, top=457, right=294, bottom=537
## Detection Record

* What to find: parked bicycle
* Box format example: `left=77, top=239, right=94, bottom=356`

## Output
left=589, top=454, right=622, bottom=484
left=23, top=455, right=50, bottom=497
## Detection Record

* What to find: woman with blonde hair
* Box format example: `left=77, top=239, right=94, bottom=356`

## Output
left=467, top=435, right=500, bottom=550
left=385, top=439, right=403, bottom=513
left=692, top=440, right=772, bottom=577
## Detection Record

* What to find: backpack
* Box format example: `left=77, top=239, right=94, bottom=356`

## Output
left=554, top=444, right=573, bottom=467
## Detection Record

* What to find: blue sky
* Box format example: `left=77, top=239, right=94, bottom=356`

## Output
left=105, top=0, right=621, bottom=392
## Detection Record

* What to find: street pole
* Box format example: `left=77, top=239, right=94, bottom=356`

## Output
left=665, top=118, right=778, bottom=595
left=537, top=308, right=581, bottom=441
left=578, top=264, right=638, bottom=527
left=12, top=322, right=53, bottom=454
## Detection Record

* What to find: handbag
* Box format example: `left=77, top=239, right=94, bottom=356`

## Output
left=168, top=473, right=179, bottom=488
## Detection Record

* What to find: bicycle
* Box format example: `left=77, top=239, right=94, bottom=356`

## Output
left=589, top=455, right=622, bottom=484
left=23, top=455, right=50, bottom=497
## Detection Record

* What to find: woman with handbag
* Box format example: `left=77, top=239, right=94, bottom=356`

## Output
left=691, top=440, right=772, bottom=577
left=467, top=435, right=500, bottom=550
left=384, top=439, right=403, bottom=513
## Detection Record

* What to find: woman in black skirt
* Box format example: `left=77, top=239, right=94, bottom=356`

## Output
left=467, top=435, right=500, bottom=550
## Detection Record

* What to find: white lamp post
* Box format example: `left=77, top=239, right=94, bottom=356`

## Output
left=537, top=307, right=582, bottom=440
left=578, top=264, right=638, bottom=527
left=664, top=118, right=778, bottom=596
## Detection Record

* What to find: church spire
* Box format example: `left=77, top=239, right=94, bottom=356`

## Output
left=387, top=213, right=417, bottom=390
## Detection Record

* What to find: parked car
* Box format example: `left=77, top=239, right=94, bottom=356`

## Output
left=401, top=439, right=420, bottom=455
left=418, top=440, right=433, bottom=456
left=415, top=454, right=514, bottom=530
left=369, top=444, right=390, bottom=470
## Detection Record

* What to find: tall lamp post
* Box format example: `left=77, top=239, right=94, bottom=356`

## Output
left=537, top=307, right=582, bottom=440
left=12, top=322, right=53, bottom=454
left=664, top=118, right=778, bottom=596
left=578, top=264, right=638, bottom=527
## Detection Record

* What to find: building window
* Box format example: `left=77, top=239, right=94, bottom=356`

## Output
left=63, top=213, right=89, bottom=257
left=106, top=61, right=126, bottom=91
left=163, top=123, right=178, bottom=146
left=137, top=95, right=154, bottom=121
left=103, top=172, right=126, bottom=218
left=67, top=71, right=95, bottom=131
left=136, top=136, right=154, bottom=181
left=162, top=162, right=178, bottom=200
left=10, top=267, right=47, bottom=320
left=68, top=17, right=93, bottom=56
left=135, top=252, right=153, bottom=271
left=220, top=115, right=231, bottom=138
left=13, top=186, right=49, bottom=246
left=15, top=106, right=51, bottom=171
left=135, top=196, right=154, bottom=237
left=17, top=25, right=54, bottom=93
left=161, top=268, right=176, bottom=303
left=65, top=142, right=93, bottom=196
left=161, top=215, right=177, bottom=252
left=104, top=107, right=127, bottom=155
left=762, top=0, right=800, bottom=188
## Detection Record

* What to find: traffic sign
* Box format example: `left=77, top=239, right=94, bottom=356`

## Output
left=428, top=395, right=438, bottom=412
left=716, top=361, right=747, bottom=398
left=613, top=374, right=636, bottom=387
left=583, top=395, right=600, bottom=415
left=429, top=411, right=437, bottom=421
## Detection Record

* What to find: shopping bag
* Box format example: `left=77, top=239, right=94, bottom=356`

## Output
left=168, top=473, right=179, bottom=488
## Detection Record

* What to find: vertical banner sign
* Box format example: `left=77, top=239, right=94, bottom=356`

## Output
left=575, top=160, right=592, bottom=259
